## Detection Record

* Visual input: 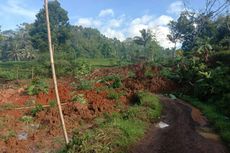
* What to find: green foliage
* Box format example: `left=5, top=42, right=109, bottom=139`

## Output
left=71, top=94, right=87, bottom=104
left=0, top=68, right=17, bottom=80
left=128, top=70, right=136, bottom=78
left=144, top=66, right=154, bottom=78
left=168, top=10, right=230, bottom=52
left=20, top=116, right=33, bottom=124
left=31, top=104, right=44, bottom=117
left=107, top=117, right=146, bottom=148
left=0, top=130, right=16, bottom=141
left=49, top=100, right=57, bottom=108
left=76, top=80, right=93, bottom=90
left=107, top=91, right=120, bottom=100
left=160, top=67, right=178, bottom=80
left=74, top=60, right=92, bottom=78
left=211, top=50, right=230, bottom=66
left=137, top=91, right=162, bottom=113
left=0, top=103, right=17, bottom=111
left=170, top=49, right=230, bottom=117
left=55, top=60, right=72, bottom=76
left=100, top=75, right=122, bottom=89
left=27, top=79, right=49, bottom=96
left=30, top=0, right=70, bottom=52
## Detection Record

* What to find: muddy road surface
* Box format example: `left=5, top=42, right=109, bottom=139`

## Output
left=130, top=96, right=228, bottom=153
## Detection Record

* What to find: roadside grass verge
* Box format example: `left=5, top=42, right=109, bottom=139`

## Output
left=180, top=95, right=230, bottom=149
left=59, top=91, right=162, bottom=153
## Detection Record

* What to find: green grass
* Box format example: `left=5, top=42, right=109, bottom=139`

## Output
left=100, top=75, right=122, bottom=88
left=0, top=103, right=18, bottom=111
left=180, top=95, right=230, bottom=149
left=60, top=92, right=162, bottom=153
left=19, top=115, right=33, bottom=124
left=75, top=80, right=93, bottom=90
left=0, top=58, right=120, bottom=81
left=0, top=129, right=16, bottom=141
left=78, top=58, right=119, bottom=68
left=107, top=90, right=120, bottom=100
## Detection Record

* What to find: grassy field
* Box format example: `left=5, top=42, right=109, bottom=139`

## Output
left=0, top=58, right=121, bottom=81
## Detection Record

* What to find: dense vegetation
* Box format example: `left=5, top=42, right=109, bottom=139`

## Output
left=0, top=1, right=166, bottom=62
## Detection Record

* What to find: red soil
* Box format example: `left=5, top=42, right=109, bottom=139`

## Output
left=0, top=65, right=178, bottom=152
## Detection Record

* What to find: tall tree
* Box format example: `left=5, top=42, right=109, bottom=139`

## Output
left=133, top=29, right=162, bottom=61
left=30, top=0, right=70, bottom=52
left=134, top=29, right=152, bottom=48
left=0, top=24, right=36, bottom=61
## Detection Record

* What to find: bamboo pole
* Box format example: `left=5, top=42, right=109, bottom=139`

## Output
left=44, top=0, right=69, bottom=144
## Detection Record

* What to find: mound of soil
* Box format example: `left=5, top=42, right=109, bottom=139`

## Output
left=0, top=64, right=180, bottom=152
left=89, top=66, right=130, bottom=79
left=36, top=81, right=72, bottom=105
left=123, top=77, right=176, bottom=93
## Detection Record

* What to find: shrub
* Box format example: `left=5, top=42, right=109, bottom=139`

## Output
left=107, top=91, right=120, bottom=100
left=31, top=104, right=44, bottom=117
left=27, top=79, right=49, bottom=95
left=128, top=71, right=136, bottom=78
left=49, top=100, right=57, bottom=108
left=74, top=60, right=92, bottom=78
left=20, top=116, right=33, bottom=123
left=55, top=60, right=72, bottom=76
left=72, top=94, right=87, bottom=104
left=77, top=80, right=93, bottom=90
left=0, top=69, right=16, bottom=80
left=160, top=67, right=178, bottom=80
left=144, top=66, right=154, bottom=78
left=100, top=75, right=122, bottom=88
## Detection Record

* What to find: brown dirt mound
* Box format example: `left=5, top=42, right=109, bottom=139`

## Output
left=36, top=81, right=72, bottom=105
left=89, top=66, right=130, bottom=79
left=123, top=76, right=176, bottom=93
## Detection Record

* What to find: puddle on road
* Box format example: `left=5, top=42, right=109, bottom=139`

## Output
left=196, top=127, right=220, bottom=141
left=156, top=121, right=169, bottom=129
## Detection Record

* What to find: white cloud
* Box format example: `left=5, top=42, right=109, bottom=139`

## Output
left=167, top=1, right=185, bottom=15
left=108, top=18, right=124, bottom=28
left=99, top=9, right=114, bottom=17
left=128, top=15, right=174, bottom=48
left=0, top=0, right=37, bottom=19
left=150, top=15, right=173, bottom=26
left=102, top=28, right=126, bottom=41
left=76, top=18, right=101, bottom=28
left=131, top=15, right=154, bottom=25
left=77, top=18, right=92, bottom=27
left=76, top=9, right=175, bottom=48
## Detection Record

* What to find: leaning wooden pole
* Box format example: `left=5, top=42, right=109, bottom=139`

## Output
left=44, top=0, right=69, bottom=144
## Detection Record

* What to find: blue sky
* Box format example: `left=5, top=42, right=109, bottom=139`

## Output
left=0, top=0, right=214, bottom=48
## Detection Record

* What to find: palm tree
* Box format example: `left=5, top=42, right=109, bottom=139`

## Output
left=197, top=38, right=213, bottom=63
left=134, top=29, right=152, bottom=48
left=7, top=44, right=24, bottom=61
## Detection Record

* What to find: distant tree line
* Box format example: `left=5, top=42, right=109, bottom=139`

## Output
left=0, top=1, right=166, bottom=62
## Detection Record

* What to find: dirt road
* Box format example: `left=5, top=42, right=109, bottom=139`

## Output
left=130, top=96, right=228, bottom=153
